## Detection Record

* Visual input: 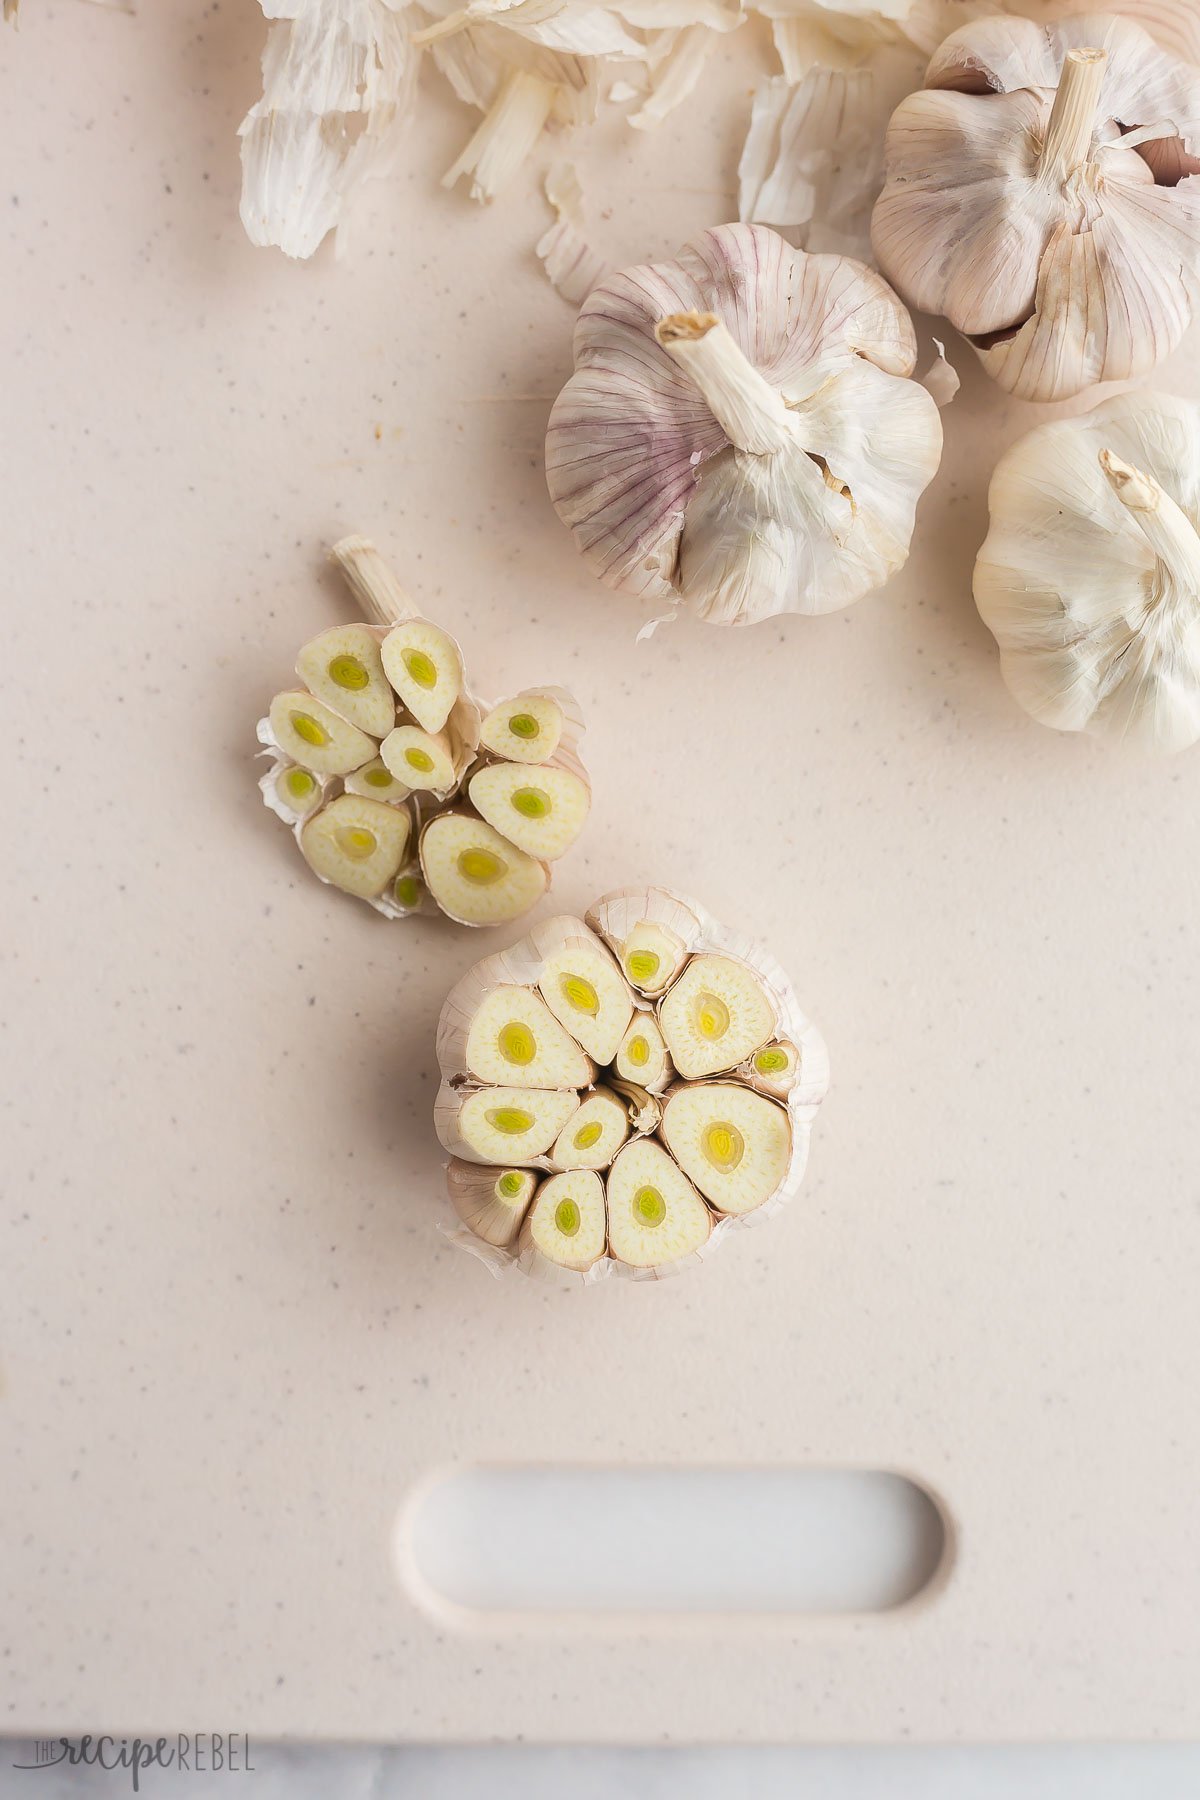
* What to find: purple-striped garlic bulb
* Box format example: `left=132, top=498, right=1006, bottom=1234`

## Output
left=545, top=223, right=943, bottom=629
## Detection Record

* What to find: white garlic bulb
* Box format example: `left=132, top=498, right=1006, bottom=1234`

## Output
left=546, top=223, right=943, bottom=628
left=872, top=14, right=1200, bottom=402
left=436, top=889, right=830, bottom=1283
left=258, top=537, right=590, bottom=923
left=974, top=390, right=1200, bottom=751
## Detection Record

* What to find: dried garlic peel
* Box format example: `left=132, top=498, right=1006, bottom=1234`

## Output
left=436, top=890, right=829, bottom=1284
left=257, top=537, right=588, bottom=926
left=974, top=389, right=1200, bottom=752
left=872, top=15, right=1200, bottom=401
left=546, top=223, right=942, bottom=626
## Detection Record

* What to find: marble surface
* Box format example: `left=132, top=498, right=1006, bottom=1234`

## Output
left=4, top=0, right=1200, bottom=1749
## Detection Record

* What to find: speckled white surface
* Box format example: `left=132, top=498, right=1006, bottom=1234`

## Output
left=4, top=0, right=1200, bottom=1747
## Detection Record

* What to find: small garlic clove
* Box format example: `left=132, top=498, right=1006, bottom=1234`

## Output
left=478, top=691, right=566, bottom=765
left=267, top=690, right=379, bottom=777
left=467, top=759, right=591, bottom=861
left=262, top=759, right=326, bottom=825
left=419, top=813, right=548, bottom=927
left=380, top=618, right=464, bottom=735
left=534, top=929, right=634, bottom=1067
left=604, top=1138, right=711, bottom=1270
left=295, top=623, right=396, bottom=738
left=661, top=1082, right=793, bottom=1216
left=658, top=953, right=776, bottom=1080
left=380, top=723, right=458, bottom=794
left=613, top=1010, right=673, bottom=1091
left=548, top=1087, right=630, bottom=1172
left=520, top=1168, right=607, bottom=1274
left=443, top=1085, right=578, bottom=1166
left=741, top=1039, right=802, bottom=1099
left=446, top=1160, right=537, bottom=1248
left=463, top=985, right=594, bottom=1090
left=343, top=756, right=410, bottom=803
left=300, top=793, right=412, bottom=899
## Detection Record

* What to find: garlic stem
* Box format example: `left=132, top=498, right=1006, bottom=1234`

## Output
left=330, top=535, right=415, bottom=628
left=655, top=312, right=798, bottom=456
left=1039, top=48, right=1107, bottom=183
left=1099, top=449, right=1200, bottom=590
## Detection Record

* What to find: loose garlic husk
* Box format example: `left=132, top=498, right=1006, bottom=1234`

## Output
left=974, top=389, right=1200, bottom=751
left=546, top=222, right=943, bottom=628
left=257, top=537, right=590, bottom=925
left=872, top=15, right=1200, bottom=402
left=435, top=889, right=830, bottom=1283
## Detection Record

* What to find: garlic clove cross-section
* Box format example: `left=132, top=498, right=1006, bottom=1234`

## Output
left=467, top=760, right=591, bottom=862
left=295, top=624, right=396, bottom=739
left=300, top=793, right=411, bottom=899
left=435, top=886, right=830, bottom=1285
left=419, top=815, right=549, bottom=927
left=546, top=222, right=942, bottom=627
left=380, top=619, right=464, bottom=735
left=872, top=16, right=1200, bottom=402
left=974, top=389, right=1200, bottom=752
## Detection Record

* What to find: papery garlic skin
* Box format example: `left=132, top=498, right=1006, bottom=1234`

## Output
left=872, top=14, right=1200, bottom=402
left=257, top=537, right=588, bottom=924
left=546, top=222, right=942, bottom=627
left=974, top=390, right=1200, bottom=751
left=435, top=888, right=830, bottom=1284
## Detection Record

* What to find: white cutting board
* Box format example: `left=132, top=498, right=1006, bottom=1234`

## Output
left=4, top=0, right=1200, bottom=1745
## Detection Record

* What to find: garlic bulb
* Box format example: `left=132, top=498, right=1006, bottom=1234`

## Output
left=257, top=537, right=590, bottom=924
left=546, top=223, right=942, bottom=628
left=872, top=15, right=1200, bottom=402
left=435, top=890, right=829, bottom=1282
left=974, top=389, right=1200, bottom=750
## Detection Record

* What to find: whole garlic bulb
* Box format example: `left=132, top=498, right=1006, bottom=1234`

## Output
left=974, top=390, right=1200, bottom=750
left=546, top=223, right=943, bottom=628
left=872, top=14, right=1200, bottom=402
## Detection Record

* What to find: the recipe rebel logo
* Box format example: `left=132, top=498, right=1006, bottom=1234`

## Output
left=12, top=1735, right=255, bottom=1790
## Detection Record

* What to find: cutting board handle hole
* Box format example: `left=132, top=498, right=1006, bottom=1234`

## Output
left=400, top=1467, right=947, bottom=1617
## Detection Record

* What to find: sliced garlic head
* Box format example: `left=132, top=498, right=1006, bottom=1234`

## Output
left=267, top=690, right=378, bottom=777
left=300, top=794, right=411, bottom=899
left=449, top=1086, right=578, bottom=1165
left=974, top=390, right=1200, bottom=752
left=380, top=619, right=463, bottom=734
left=380, top=723, right=457, bottom=793
left=295, top=624, right=395, bottom=738
left=420, top=815, right=548, bottom=926
left=659, top=954, right=775, bottom=1079
left=872, top=17, right=1200, bottom=401
left=463, top=986, right=593, bottom=1090
left=437, top=887, right=829, bottom=1284
left=605, top=1139, right=711, bottom=1269
left=661, top=1084, right=793, bottom=1217
left=344, top=757, right=408, bottom=803
left=522, top=1170, right=607, bottom=1273
left=547, top=223, right=941, bottom=626
left=549, top=1088, right=630, bottom=1172
left=468, top=760, right=591, bottom=862
left=478, top=693, right=564, bottom=765
left=447, top=1160, right=537, bottom=1248
left=258, top=541, right=589, bottom=928
left=614, top=1011, right=672, bottom=1091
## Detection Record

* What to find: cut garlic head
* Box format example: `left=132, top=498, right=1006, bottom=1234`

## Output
left=257, top=538, right=588, bottom=926
left=436, top=887, right=830, bottom=1283
left=974, top=390, right=1200, bottom=752
left=546, top=223, right=941, bottom=627
left=872, top=17, right=1200, bottom=401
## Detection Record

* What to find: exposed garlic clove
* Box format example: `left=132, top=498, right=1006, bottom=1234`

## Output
left=462, top=985, right=594, bottom=1090
left=741, top=1038, right=802, bottom=1099
left=300, top=794, right=412, bottom=900
left=661, top=1082, right=793, bottom=1216
left=343, top=757, right=410, bottom=804
left=613, top=1010, right=673, bottom=1091
left=533, top=920, right=634, bottom=1065
left=267, top=690, right=378, bottom=777
left=467, top=759, right=591, bottom=861
left=419, top=813, right=549, bottom=926
left=380, top=723, right=458, bottom=794
left=604, top=1138, right=712, bottom=1270
left=659, top=953, right=776, bottom=1079
left=389, top=866, right=427, bottom=916
left=295, top=624, right=396, bottom=739
left=520, top=1168, right=608, bottom=1274
left=549, top=1087, right=630, bottom=1171
left=478, top=691, right=567, bottom=765
left=587, top=887, right=702, bottom=996
left=262, top=759, right=326, bottom=825
left=380, top=619, right=464, bottom=735
left=440, top=1084, right=578, bottom=1165
left=546, top=223, right=941, bottom=627
left=974, top=388, right=1200, bottom=752
left=872, top=18, right=1200, bottom=401
left=447, top=1159, right=537, bottom=1248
